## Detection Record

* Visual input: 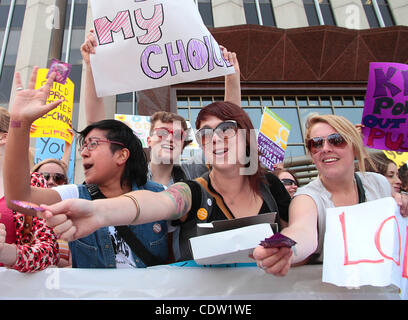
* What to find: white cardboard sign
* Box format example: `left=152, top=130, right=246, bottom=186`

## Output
left=89, top=0, right=235, bottom=97
left=323, top=197, right=407, bottom=299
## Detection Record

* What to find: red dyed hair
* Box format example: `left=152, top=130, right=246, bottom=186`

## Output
left=195, top=101, right=265, bottom=194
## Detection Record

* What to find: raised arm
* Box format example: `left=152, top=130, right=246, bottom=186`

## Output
left=81, top=30, right=106, bottom=124
left=222, top=47, right=241, bottom=107
left=43, top=182, right=193, bottom=241
left=252, top=194, right=319, bottom=276
left=4, top=68, right=63, bottom=213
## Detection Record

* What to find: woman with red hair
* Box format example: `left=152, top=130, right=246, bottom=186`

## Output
left=36, top=100, right=291, bottom=262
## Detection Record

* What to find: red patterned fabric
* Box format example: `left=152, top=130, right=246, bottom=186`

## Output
left=0, top=172, right=59, bottom=272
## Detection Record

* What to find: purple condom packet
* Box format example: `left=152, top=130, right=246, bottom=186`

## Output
left=47, top=59, right=72, bottom=84
left=11, top=200, right=45, bottom=212
left=260, top=232, right=297, bottom=248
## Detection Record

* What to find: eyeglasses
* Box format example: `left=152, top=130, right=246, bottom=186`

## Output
left=281, top=178, right=298, bottom=187
left=41, top=172, right=67, bottom=185
left=78, top=138, right=125, bottom=152
left=153, top=127, right=185, bottom=140
left=195, top=120, right=238, bottom=145
left=306, top=133, right=347, bottom=154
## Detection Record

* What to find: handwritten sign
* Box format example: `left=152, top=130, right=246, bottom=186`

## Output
left=257, top=108, right=291, bottom=171
left=90, top=0, right=234, bottom=97
left=31, top=69, right=74, bottom=144
left=383, top=150, right=408, bottom=168
left=361, top=62, right=408, bottom=152
left=323, top=197, right=407, bottom=300
left=114, top=114, right=199, bottom=150
left=34, top=137, right=76, bottom=184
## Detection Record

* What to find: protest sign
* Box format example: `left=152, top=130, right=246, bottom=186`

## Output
left=257, top=108, right=291, bottom=171
left=31, top=69, right=74, bottom=144
left=361, top=62, right=408, bottom=152
left=115, top=114, right=199, bottom=149
left=383, top=150, right=408, bottom=168
left=89, top=0, right=235, bottom=97
left=34, top=137, right=76, bottom=184
left=323, top=197, right=407, bottom=299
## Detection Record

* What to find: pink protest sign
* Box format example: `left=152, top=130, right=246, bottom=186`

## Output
left=361, top=62, right=408, bottom=152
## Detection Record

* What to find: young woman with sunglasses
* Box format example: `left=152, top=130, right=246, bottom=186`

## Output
left=273, top=169, right=299, bottom=199
left=252, top=114, right=408, bottom=276
left=31, top=159, right=68, bottom=187
left=41, top=101, right=291, bottom=262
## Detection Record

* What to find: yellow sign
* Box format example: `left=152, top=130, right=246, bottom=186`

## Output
left=259, top=108, right=291, bottom=150
left=383, top=151, right=408, bottom=168
left=31, top=68, right=74, bottom=144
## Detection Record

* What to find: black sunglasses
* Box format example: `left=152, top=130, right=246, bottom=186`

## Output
left=281, top=178, right=298, bottom=186
left=41, top=172, right=67, bottom=185
left=306, top=133, right=347, bottom=154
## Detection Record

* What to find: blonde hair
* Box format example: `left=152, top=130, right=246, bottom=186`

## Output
left=305, top=114, right=373, bottom=173
left=31, top=158, right=68, bottom=176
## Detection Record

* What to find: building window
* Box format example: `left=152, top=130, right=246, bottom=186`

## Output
left=361, top=0, right=395, bottom=28
left=197, top=0, right=214, bottom=28
left=244, top=0, right=276, bottom=26
left=177, top=95, right=364, bottom=159
left=116, top=92, right=137, bottom=115
left=303, top=0, right=336, bottom=26
left=0, top=0, right=26, bottom=106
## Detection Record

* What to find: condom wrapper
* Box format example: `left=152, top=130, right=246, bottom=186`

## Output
left=11, top=200, right=45, bottom=212
left=260, top=232, right=296, bottom=248
left=47, top=59, right=72, bottom=84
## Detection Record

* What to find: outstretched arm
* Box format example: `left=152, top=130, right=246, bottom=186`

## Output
left=252, top=194, right=319, bottom=276
left=4, top=68, right=63, bottom=213
left=43, top=182, right=193, bottom=241
left=81, top=30, right=106, bottom=124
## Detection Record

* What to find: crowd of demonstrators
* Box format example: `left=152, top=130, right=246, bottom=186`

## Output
left=37, top=100, right=291, bottom=262
left=80, top=30, right=243, bottom=263
left=0, top=107, right=59, bottom=272
left=0, top=30, right=407, bottom=279
left=4, top=70, right=168, bottom=269
left=252, top=114, right=408, bottom=276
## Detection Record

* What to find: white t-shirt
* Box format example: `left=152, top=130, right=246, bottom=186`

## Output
left=53, top=184, right=137, bottom=268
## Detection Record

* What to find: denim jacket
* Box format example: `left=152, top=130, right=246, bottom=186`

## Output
left=69, top=181, right=168, bottom=268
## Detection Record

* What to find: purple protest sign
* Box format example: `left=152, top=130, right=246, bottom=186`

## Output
left=361, top=62, right=408, bottom=152
left=258, top=132, right=285, bottom=171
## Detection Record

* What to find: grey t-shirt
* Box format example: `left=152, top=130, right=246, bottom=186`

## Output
left=294, top=172, right=391, bottom=262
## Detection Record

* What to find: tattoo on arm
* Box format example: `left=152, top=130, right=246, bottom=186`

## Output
left=162, top=183, right=192, bottom=220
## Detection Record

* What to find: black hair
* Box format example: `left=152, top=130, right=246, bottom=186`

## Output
left=78, top=119, right=147, bottom=187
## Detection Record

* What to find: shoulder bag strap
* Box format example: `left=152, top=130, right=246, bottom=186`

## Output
left=85, top=184, right=162, bottom=267
left=114, top=226, right=162, bottom=267
left=195, top=176, right=234, bottom=220
left=354, top=173, right=367, bottom=203
left=172, top=164, right=188, bottom=183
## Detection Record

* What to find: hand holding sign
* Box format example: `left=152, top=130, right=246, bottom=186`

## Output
left=89, top=0, right=234, bottom=96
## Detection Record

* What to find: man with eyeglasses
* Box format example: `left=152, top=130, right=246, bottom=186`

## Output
left=4, top=69, right=169, bottom=269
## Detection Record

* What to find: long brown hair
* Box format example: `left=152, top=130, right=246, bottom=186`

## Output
left=196, top=101, right=264, bottom=193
